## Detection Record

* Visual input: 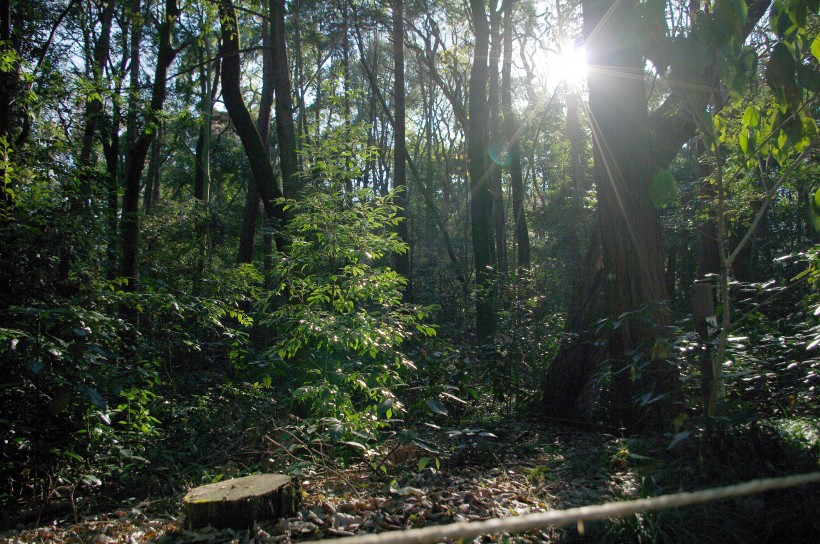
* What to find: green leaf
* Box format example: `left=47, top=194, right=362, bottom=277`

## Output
left=742, top=106, right=761, bottom=128
left=81, top=474, right=102, bottom=487
left=651, top=168, right=677, bottom=209
left=425, top=398, right=448, bottom=416
left=810, top=189, right=820, bottom=232
left=812, top=36, right=820, bottom=63
left=766, top=42, right=800, bottom=107
left=341, top=440, right=368, bottom=453
left=377, top=398, right=395, bottom=419
left=327, top=423, right=344, bottom=443
left=398, top=428, right=417, bottom=445
left=86, top=387, right=107, bottom=410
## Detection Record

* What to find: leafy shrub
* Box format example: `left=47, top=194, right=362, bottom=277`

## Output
left=255, top=126, right=437, bottom=444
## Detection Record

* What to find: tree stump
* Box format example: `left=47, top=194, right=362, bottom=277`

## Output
left=183, top=473, right=300, bottom=530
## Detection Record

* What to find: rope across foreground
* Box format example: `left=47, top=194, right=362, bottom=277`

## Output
left=313, top=472, right=820, bottom=544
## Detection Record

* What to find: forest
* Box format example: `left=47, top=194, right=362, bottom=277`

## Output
left=0, top=0, right=819, bottom=540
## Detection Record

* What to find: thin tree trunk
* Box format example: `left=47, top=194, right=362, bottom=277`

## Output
left=271, top=0, right=299, bottom=200
left=143, top=124, right=162, bottom=213
left=502, top=0, right=528, bottom=269
left=393, top=0, right=411, bottom=296
left=194, top=37, right=219, bottom=202
left=102, top=94, right=120, bottom=278
left=350, top=7, right=461, bottom=274
left=77, top=0, right=115, bottom=201
left=488, top=0, right=506, bottom=275
left=121, top=0, right=179, bottom=289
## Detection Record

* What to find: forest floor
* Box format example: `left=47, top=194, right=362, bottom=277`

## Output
left=1, top=420, right=818, bottom=543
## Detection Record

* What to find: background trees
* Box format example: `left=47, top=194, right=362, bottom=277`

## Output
left=0, top=0, right=818, bottom=532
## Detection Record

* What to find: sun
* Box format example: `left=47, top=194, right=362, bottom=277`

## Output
left=553, top=44, right=587, bottom=86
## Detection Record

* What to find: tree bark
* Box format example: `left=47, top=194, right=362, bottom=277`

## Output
left=582, top=0, right=676, bottom=428
left=77, top=0, right=115, bottom=202
left=121, top=0, right=179, bottom=289
left=541, top=0, right=774, bottom=426
left=194, top=37, right=219, bottom=203
left=468, top=0, right=497, bottom=340
left=143, top=124, right=162, bottom=213
left=393, top=0, right=411, bottom=296
left=271, top=0, right=299, bottom=200
left=541, top=219, right=604, bottom=418
left=221, top=0, right=286, bottom=260
left=488, top=0, right=506, bottom=275
left=501, top=0, right=527, bottom=269
left=236, top=8, right=273, bottom=266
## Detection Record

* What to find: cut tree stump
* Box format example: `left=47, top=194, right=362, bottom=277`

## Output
left=183, top=473, right=300, bottom=530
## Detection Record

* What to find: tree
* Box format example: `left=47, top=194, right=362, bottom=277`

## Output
left=468, top=0, right=497, bottom=340
left=393, top=0, right=411, bottom=295
left=219, top=0, right=287, bottom=256
left=541, top=0, right=775, bottom=426
left=501, top=0, right=529, bottom=269
left=121, top=0, right=180, bottom=289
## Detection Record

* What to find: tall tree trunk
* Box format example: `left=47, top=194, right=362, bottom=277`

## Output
left=59, top=0, right=115, bottom=289
left=0, top=0, right=13, bottom=279
left=393, top=0, right=411, bottom=296
left=121, top=0, right=179, bottom=289
left=468, top=0, right=497, bottom=340
left=143, top=124, right=162, bottom=213
left=351, top=8, right=462, bottom=275
left=236, top=9, right=274, bottom=266
left=194, top=36, right=219, bottom=203
left=541, top=0, right=773, bottom=426
left=582, top=0, right=676, bottom=428
left=488, top=0, right=507, bottom=275
left=102, top=93, right=120, bottom=278
left=271, top=0, right=299, bottom=200
left=220, top=0, right=286, bottom=258
left=0, top=0, right=12, bottom=153
left=77, top=0, right=115, bottom=202
left=502, top=0, right=528, bottom=269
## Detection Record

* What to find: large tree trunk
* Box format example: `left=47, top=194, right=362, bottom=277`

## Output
left=392, top=0, right=411, bottom=296
left=541, top=0, right=773, bottom=426
left=541, top=220, right=604, bottom=419
left=564, top=86, right=586, bottom=279
left=220, top=0, right=286, bottom=256
left=121, top=0, right=179, bottom=289
left=582, top=0, right=676, bottom=429
left=468, top=0, right=497, bottom=340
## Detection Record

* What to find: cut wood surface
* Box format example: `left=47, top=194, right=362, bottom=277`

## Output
left=183, top=473, right=299, bottom=530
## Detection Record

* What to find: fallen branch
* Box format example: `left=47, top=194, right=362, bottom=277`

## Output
left=313, top=472, right=820, bottom=544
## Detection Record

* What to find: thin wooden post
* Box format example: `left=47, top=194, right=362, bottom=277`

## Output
left=691, top=279, right=724, bottom=416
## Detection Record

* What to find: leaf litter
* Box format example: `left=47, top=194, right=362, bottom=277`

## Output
left=0, top=424, right=652, bottom=544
